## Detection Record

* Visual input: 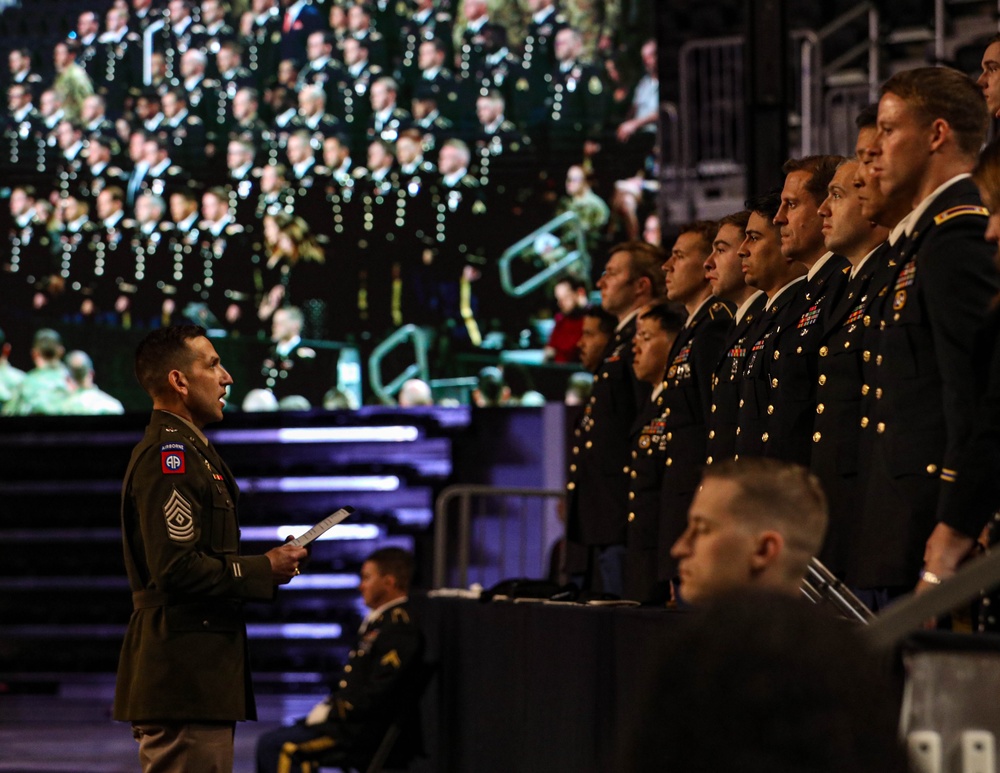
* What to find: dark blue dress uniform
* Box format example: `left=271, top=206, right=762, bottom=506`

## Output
left=810, top=243, right=899, bottom=577
left=705, top=292, right=766, bottom=465
left=655, top=299, right=734, bottom=582
left=760, top=254, right=851, bottom=466
left=734, top=278, right=806, bottom=459
left=566, top=314, right=649, bottom=564
left=114, top=410, right=275, bottom=723
left=853, top=178, right=1000, bottom=590
left=256, top=598, right=425, bottom=773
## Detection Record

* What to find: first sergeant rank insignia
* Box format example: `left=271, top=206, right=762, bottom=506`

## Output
left=161, top=442, right=186, bottom=474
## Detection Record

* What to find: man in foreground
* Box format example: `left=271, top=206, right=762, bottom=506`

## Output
left=670, top=458, right=828, bottom=605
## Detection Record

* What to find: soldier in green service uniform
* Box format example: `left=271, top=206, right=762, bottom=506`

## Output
left=1, top=328, right=70, bottom=416
left=0, top=328, right=26, bottom=412
left=56, top=349, right=125, bottom=415
left=114, top=325, right=307, bottom=773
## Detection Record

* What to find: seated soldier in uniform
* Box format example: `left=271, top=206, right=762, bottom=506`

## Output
left=255, top=547, right=425, bottom=773
left=670, top=458, right=828, bottom=605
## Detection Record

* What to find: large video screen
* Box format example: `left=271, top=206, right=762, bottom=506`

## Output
left=0, top=0, right=659, bottom=414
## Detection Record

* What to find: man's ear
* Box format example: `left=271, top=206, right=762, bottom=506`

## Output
left=167, top=368, right=187, bottom=395
left=749, top=530, right=784, bottom=572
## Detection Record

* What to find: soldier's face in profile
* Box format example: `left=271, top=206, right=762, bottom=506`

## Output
left=178, top=336, right=233, bottom=428
left=739, top=212, right=783, bottom=293
left=632, top=315, right=672, bottom=385
left=578, top=316, right=610, bottom=373
left=872, top=92, right=927, bottom=206
left=774, top=170, right=825, bottom=261
left=671, top=478, right=760, bottom=605
left=664, top=230, right=711, bottom=306
left=706, top=223, right=746, bottom=301
left=818, top=160, right=869, bottom=256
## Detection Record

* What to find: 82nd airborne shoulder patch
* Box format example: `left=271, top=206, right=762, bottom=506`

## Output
left=161, top=443, right=186, bottom=474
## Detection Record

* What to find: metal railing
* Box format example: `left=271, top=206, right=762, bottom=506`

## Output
left=497, top=211, right=589, bottom=298
left=432, top=485, right=565, bottom=589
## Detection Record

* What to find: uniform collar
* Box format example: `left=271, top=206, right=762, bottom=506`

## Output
left=360, top=595, right=408, bottom=633
left=905, top=173, right=971, bottom=237
left=764, top=275, right=806, bottom=310
left=806, top=250, right=835, bottom=282
left=735, top=290, right=765, bottom=323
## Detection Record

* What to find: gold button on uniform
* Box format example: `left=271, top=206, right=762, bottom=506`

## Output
left=818, top=375, right=827, bottom=385
left=861, top=384, right=869, bottom=395
left=711, top=404, right=717, bottom=413
left=876, top=355, right=883, bottom=366
left=819, top=346, right=829, bottom=357
left=773, top=351, right=780, bottom=360
left=623, top=465, right=630, bottom=473
left=708, top=430, right=715, bottom=439
left=570, top=464, right=577, bottom=472
left=875, top=388, right=883, bottom=399
left=876, top=422, right=885, bottom=434
left=863, top=350, right=871, bottom=362
left=706, top=456, right=713, bottom=465
left=812, top=432, right=821, bottom=442
left=629, top=491, right=635, bottom=500
left=762, top=432, right=769, bottom=442
left=767, top=405, right=774, bottom=415
left=816, top=404, right=824, bottom=414
left=926, top=464, right=938, bottom=474
left=630, top=470, right=637, bottom=479
left=739, top=399, right=744, bottom=408
left=628, top=513, right=635, bottom=522
left=771, top=378, right=779, bottom=388
left=586, top=441, right=593, bottom=449
left=665, top=458, right=673, bottom=466
left=860, top=417, right=869, bottom=428
left=567, top=482, right=576, bottom=490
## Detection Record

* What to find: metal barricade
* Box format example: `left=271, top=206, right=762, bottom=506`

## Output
left=433, top=485, right=565, bottom=589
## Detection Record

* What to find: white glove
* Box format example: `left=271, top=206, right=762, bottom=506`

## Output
left=305, top=700, right=331, bottom=726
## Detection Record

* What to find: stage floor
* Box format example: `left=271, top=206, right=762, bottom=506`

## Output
left=0, top=694, right=315, bottom=773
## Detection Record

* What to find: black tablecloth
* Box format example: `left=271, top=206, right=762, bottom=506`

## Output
left=412, top=595, right=689, bottom=773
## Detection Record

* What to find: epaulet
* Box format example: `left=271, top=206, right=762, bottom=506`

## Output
left=297, top=346, right=316, bottom=359
left=933, top=205, right=988, bottom=225
left=390, top=606, right=410, bottom=623
left=709, top=301, right=734, bottom=320
left=225, top=223, right=245, bottom=235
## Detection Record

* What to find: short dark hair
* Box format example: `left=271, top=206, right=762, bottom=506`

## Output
left=854, top=103, right=878, bottom=130
left=880, top=66, right=988, bottom=158
left=365, top=547, right=415, bottom=592
left=640, top=301, right=687, bottom=335
left=677, top=220, right=718, bottom=256
left=718, top=210, right=751, bottom=231
left=32, top=328, right=64, bottom=359
left=582, top=303, right=616, bottom=335
left=745, top=189, right=783, bottom=221
left=607, top=241, right=667, bottom=299
left=134, top=325, right=207, bottom=398
left=781, top=155, right=844, bottom=206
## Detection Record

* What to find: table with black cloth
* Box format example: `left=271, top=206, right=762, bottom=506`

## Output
left=412, top=595, right=688, bottom=773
